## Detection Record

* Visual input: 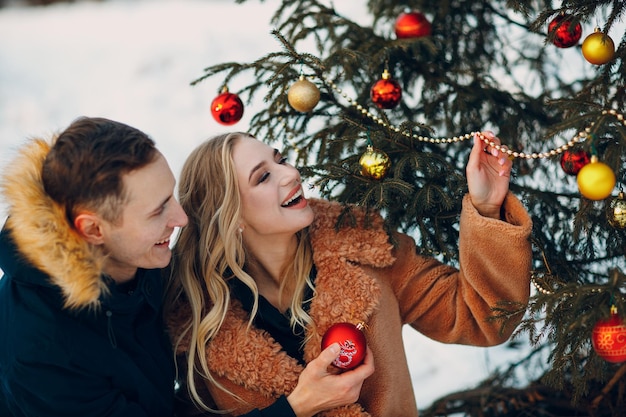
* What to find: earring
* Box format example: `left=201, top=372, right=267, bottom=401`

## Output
left=238, top=227, right=243, bottom=234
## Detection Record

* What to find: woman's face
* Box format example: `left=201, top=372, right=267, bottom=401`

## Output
left=232, top=136, right=314, bottom=241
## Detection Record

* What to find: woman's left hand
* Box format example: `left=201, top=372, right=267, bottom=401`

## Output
left=466, top=131, right=512, bottom=219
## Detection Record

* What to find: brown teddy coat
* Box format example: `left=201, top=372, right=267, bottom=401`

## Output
left=170, top=194, right=532, bottom=417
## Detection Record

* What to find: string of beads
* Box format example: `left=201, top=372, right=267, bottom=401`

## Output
left=322, top=75, right=626, bottom=159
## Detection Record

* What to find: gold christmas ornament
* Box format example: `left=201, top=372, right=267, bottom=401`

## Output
left=607, top=192, right=626, bottom=229
left=287, top=74, right=321, bottom=112
left=359, top=145, right=390, bottom=180
left=576, top=155, right=616, bottom=200
left=582, top=28, right=615, bottom=65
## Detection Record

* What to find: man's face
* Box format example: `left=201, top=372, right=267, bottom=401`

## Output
left=100, top=153, right=188, bottom=282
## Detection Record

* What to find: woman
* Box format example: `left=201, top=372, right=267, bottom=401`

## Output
left=166, top=131, right=533, bottom=417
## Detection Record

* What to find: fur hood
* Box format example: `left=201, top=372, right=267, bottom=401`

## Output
left=1, top=137, right=106, bottom=310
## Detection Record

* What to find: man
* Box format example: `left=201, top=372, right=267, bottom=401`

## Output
left=0, top=117, right=188, bottom=416
left=0, top=117, right=373, bottom=417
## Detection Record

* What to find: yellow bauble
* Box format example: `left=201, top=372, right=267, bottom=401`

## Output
left=607, top=192, right=626, bottom=229
left=582, top=28, right=615, bottom=65
left=576, top=156, right=616, bottom=200
left=287, top=75, right=321, bottom=112
left=359, top=146, right=390, bottom=180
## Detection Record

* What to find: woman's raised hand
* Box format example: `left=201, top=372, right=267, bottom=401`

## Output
left=466, top=131, right=513, bottom=219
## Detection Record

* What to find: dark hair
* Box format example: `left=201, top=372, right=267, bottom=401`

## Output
left=42, top=116, right=158, bottom=224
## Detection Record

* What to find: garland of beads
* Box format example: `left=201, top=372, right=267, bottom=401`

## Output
left=531, top=273, right=556, bottom=295
left=530, top=248, right=623, bottom=299
left=531, top=271, right=625, bottom=304
left=322, top=75, right=626, bottom=159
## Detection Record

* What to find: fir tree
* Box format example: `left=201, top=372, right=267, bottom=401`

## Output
left=194, top=0, right=626, bottom=415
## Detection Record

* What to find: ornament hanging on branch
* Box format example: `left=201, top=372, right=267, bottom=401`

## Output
left=370, top=69, right=402, bottom=109
left=576, top=155, right=616, bottom=200
left=560, top=149, right=590, bottom=176
left=287, top=74, right=321, bottom=112
left=582, top=28, right=615, bottom=65
left=547, top=13, right=582, bottom=48
left=211, top=86, right=244, bottom=125
left=359, top=145, right=391, bottom=180
left=592, top=305, right=626, bottom=363
left=321, top=322, right=367, bottom=371
left=394, top=11, right=431, bottom=39
left=607, top=191, right=626, bottom=229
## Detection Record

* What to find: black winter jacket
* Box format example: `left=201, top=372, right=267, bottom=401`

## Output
left=0, top=228, right=176, bottom=417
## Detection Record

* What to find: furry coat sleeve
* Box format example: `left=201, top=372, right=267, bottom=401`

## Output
left=381, top=192, right=533, bottom=345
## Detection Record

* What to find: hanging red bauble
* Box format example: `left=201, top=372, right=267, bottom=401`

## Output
left=560, top=149, right=590, bottom=176
left=321, top=322, right=367, bottom=370
left=582, top=28, right=615, bottom=65
left=211, top=87, right=244, bottom=125
left=592, top=306, right=626, bottom=363
left=547, top=14, right=582, bottom=48
left=395, top=11, right=432, bottom=39
left=370, top=69, right=402, bottom=109
left=577, top=155, right=616, bottom=200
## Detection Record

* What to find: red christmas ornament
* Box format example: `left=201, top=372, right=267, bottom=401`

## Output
left=592, top=306, right=626, bottom=363
left=211, top=87, right=244, bottom=125
left=321, top=322, right=367, bottom=370
left=370, top=69, right=402, bottom=109
left=395, top=11, right=432, bottom=39
left=560, top=149, right=590, bottom=176
left=548, top=14, right=582, bottom=48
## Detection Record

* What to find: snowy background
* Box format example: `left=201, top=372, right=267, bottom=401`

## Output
left=0, top=0, right=535, bottom=409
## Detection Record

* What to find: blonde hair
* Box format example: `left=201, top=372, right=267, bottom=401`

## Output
left=166, top=132, right=314, bottom=411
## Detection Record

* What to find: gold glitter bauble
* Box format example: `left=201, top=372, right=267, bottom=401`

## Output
left=359, top=146, right=390, bottom=180
left=287, top=75, right=320, bottom=112
left=607, top=192, right=626, bottom=229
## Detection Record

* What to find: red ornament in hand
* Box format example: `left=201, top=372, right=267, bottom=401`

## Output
left=560, top=149, right=590, bottom=176
left=321, top=322, right=366, bottom=370
left=592, top=307, right=626, bottom=363
left=211, top=87, right=244, bottom=125
left=395, top=11, right=431, bottom=39
left=548, top=14, right=582, bottom=48
left=371, top=69, right=402, bottom=109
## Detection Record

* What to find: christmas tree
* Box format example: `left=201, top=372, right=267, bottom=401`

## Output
left=195, top=0, right=625, bottom=415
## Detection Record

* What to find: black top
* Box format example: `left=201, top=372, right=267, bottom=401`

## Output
left=229, top=267, right=316, bottom=365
